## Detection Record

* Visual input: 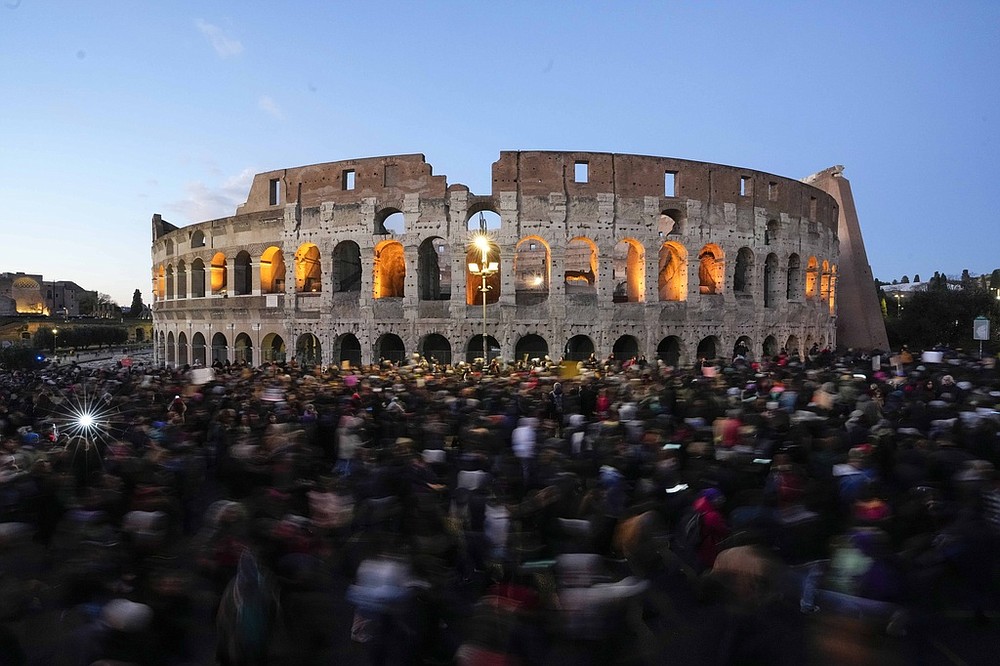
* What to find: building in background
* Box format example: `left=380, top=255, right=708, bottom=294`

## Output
left=150, top=151, right=886, bottom=368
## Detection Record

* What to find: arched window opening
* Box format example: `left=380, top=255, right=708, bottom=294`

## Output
left=373, top=240, right=405, bottom=299
left=164, top=239, right=174, bottom=255
left=613, top=239, right=645, bottom=303
left=612, top=335, right=639, bottom=362
left=657, top=336, right=682, bottom=367
left=210, top=252, right=227, bottom=295
left=514, top=237, right=549, bottom=306
left=154, top=266, right=165, bottom=300
left=418, top=237, right=450, bottom=301
left=696, top=336, right=719, bottom=362
left=296, top=333, right=322, bottom=366
left=467, top=210, right=501, bottom=232
left=421, top=333, right=452, bottom=365
left=191, top=230, right=206, bottom=248
left=564, top=335, right=595, bottom=362
left=515, top=334, right=549, bottom=364
left=165, top=265, right=175, bottom=300
left=166, top=332, right=176, bottom=366
left=698, top=244, right=724, bottom=295
left=764, top=253, right=779, bottom=308
left=734, top=247, right=753, bottom=295
left=191, top=332, right=207, bottom=367
left=211, top=332, right=228, bottom=364
left=176, top=261, right=187, bottom=299
left=658, top=209, right=685, bottom=237
left=765, top=219, right=779, bottom=245
left=337, top=334, right=362, bottom=368
left=376, top=210, right=405, bottom=235
left=820, top=260, right=831, bottom=307
left=234, top=333, right=252, bottom=365
left=785, top=335, right=801, bottom=360
left=658, top=242, right=687, bottom=301
left=260, top=246, right=286, bottom=294
left=376, top=333, right=406, bottom=364
left=805, top=256, right=819, bottom=299
left=177, top=332, right=188, bottom=367
left=467, top=335, right=501, bottom=363
left=466, top=237, right=500, bottom=306
left=564, top=237, right=597, bottom=298
left=295, top=243, right=322, bottom=293
left=733, top=336, right=753, bottom=360
left=763, top=335, right=779, bottom=358
left=191, top=259, right=206, bottom=298
left=786, top=254, right=801, bottom=301
left=261, top=333, right=286, bottom=363
left=234, top=251, right=252, bottom=296
left=333, top=241, right=362, bottom=292
left=828, top=265, right=837, bottom=315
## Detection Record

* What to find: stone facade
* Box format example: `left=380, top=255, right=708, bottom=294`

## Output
left=151, top=151, right=878, bottom=368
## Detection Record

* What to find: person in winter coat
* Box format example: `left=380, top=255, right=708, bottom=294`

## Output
left=693, top=487, right=730, bottom=570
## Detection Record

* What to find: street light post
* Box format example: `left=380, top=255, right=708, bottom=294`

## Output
left=468, top=235, right=499, bottom=366
left=51, top=328, right=58, bottom=360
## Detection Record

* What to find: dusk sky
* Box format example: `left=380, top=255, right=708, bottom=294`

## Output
left=2, top=1, right=998, bottom=306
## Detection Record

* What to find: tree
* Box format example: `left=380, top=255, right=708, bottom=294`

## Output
left=129, top=289, right=145, bottom=318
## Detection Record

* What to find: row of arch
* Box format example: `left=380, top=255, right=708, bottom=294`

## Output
left=154, top=238, right=836, bottom=311
left=154, top=328, right=825, bottom=369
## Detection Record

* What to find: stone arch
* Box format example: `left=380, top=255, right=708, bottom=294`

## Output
left=261, top=333, right=286, bottom=363
left=805, top=256, right=819, bottom=299
left=375, top=332, right=406, bottom=364
left=177, top=331, right=188, bottom=366
left=191, top=332, right=207, bottom=366
left=514, top=333, right=549, bottom=362
left=420, top=333, right=452, bottom=365
left=467, top=334, right=501, bottom=363
left=613, top=238, right=645, bottom=303
left=657, top=336, right=683, bottom=367
left=466, top=236, right=501, bottom=305
left=211, top=332, right=228, bottom=364
left=612, top=335, right=640, bottom=361
left=210, top=252, right=227, bottom=295
left=154, top=265, right=165, bottom=301
left=191, top=259, right=206, bottom=298
left=564, top=334, right=595, bottom=362
left=733, top=247, right=754, bottom=295
left=733, top=335, right=753, bottom=360
left=698, top=244, right=724, bottom=295
left=828, top=265, right=837, bottom=314
left=514, top=236, right=550, bottom=306
left=564, top=236, right=598, bottom=298
left=295, top=333, right=322, bottom=366
left=785, top=335, right=801, bottom=359
left=820, top=259, right=832, bottom=307
left=164, top=238, right=174, bottom=255
left=156, top=330, right=165, bottom=364
left=765, top=219, right=779, bottom=245
left=190, top=229, right=206, bottom=248
left=336, top=333, right=362, bottom=368
left=659, top=208, right=686, bottom=237
left=233, top=251, right=252, bottom=296
left=658, top=241, right=687, bottom=301
left=786, top=254, right=802, bottom=300
left=165, top=264, right=175, bottom=300
left=260, top=246, right=286, bottom=294
left=696, top=336, right=719, bottom=361
left=166, top=331, right=176, bottom=366
left=295, top=243, right=322, bottom=293
left=373, top=239, right=405, bottom=298
left=176, top=260, right=187, bottom=299
left=763, top=253, right=780, bottom=307
left=333, top=241, right=362, bottom=292
left=234, top=332, right=253, bottom=365
left=763, top=335, right=779, bottom=358
left=375, top=208, right=405, bottom=235
left=467, top=208, right=502, bottom=232
left=418, top=237, right=450, bottom=301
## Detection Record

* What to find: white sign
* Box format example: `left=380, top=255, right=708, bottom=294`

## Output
left=973, top=317, right=990, bottom=341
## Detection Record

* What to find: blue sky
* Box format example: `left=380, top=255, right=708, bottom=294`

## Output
left=2, top=1, right=998, bottom=306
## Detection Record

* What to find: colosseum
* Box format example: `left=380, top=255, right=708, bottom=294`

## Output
left=150, top=151, right=887, bottom=369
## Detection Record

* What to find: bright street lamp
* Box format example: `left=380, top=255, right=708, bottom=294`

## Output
left=51, top=328, right=58, bottom=357
left=468, top=234, right=499, bottom=366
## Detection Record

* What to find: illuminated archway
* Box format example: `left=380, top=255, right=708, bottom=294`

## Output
left=828, top=265, right=837, bottom=315
left=820, top=260, right=831, bottom=307
left=210, top=252, right=227, bottom=295
left=613, top=238, right=645, bottom=303
left=564, top=237, right=597, bottom=298
left=261, top=333, right=286, bottom=363
left=154, top=265, right=165, bottom=301
left=295, top=333, right=322, bottom=366
left=514, top=237, right=549, bottom=305
left=234, top=332, right=253, bottom=365
left=658, top=241, right=687, bottom=301
left=805, top=256, right=819, bottom=299
left=374, top=240, right=405, bottom=298
left=698, top=244, right=724, bottom=295
left=260, top=246, right=286, bottom=294
left=295, top=243, right=322, bottom=293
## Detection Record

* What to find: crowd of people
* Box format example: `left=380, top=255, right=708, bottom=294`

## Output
left=0, top=346, right=998, bottom=665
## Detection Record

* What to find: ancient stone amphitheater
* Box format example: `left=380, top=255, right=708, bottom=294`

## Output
left=150, top=151, right=886, bottom=368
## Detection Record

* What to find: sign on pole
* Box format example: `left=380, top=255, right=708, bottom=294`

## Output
left=973, top=316, right=990, bottom=341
